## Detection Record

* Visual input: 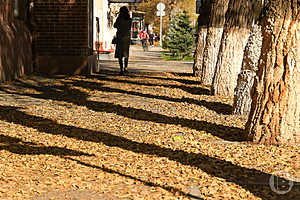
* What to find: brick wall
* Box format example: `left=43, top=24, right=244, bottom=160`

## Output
left=0, top=0, right=33, bottom=82
left=33, top=0, right=90, bottom=74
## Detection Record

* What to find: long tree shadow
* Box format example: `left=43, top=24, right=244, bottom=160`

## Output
left=72, top=79, right=232, bottom=115
left=96, top=76, right=211, bottom=96
left=1, top=80, right=242, bottom=141
left=0, top=105, right=298, bottom=200
left=0, top=112, right=200, bottom=199
left=0, top=133, right=94, bottom=157
left=65, top=157, right=203, bottom=199
left=126, top=73, right=201, bottom=85
left=82, top=101, right=241, bottom=141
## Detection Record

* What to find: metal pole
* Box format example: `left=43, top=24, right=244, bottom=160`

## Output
left=160, top=13, right=162, bottom=46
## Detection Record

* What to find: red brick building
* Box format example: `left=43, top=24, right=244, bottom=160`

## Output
left=33, top=0, right=92, bottom=74
left=0, top=0, right=33, bottom=82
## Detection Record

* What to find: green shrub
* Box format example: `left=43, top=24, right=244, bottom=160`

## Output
left=162, top=10, right=194, bottom=60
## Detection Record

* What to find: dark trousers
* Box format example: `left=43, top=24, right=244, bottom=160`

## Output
left=118, top=57, right=128, bottom=74
left=141, top=39, right=148, bottom=51
left=149, top=34, right=154, bottom=45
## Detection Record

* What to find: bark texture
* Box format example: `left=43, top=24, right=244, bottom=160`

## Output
left=200, top=0, right=230, bottom=85
left=246, top=0, right=300, bottom=145
left=0, top=1, right=33, bottom=82
left=233, top=70, right=256, bottom=115
left=0, top=22, right=32, bottom=82
left=241, top=24, right=263, bottom=72
left=193, top=28, right=207, bottom=77
left=193, top=0, right=210, bottom=76
left=212, top=0, right=255, bottom=96
left=233, top=24, right=263, bottom=115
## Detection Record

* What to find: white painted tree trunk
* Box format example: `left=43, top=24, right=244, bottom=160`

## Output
left=233, top=70, right=256, bottom=115
left=212, top=27, right=250, bottom=96
left=233, top=24, right=263, bottom=115
left=193, top=28, right=207, bottom=76
left=200, top=0, right=230, bottom=86
left=212, top=0, right=255, bottom=96
left=193, top=1, right=211, bottom=77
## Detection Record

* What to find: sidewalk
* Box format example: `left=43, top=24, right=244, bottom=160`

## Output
left=97, top=45, right=193, bottom=74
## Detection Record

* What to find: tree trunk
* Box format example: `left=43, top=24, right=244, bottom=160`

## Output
left=233, top=70, right=256, bottom=115
left=193, top=28, right=207, bottom=76
left=193, top=0, right=210, bottom=76
left=200, top=0, right=230, bottom=85
left=233, top=24, right=263, bottom=115
left=241, top=24, right=263, bottom=72
left=245, top=0, right=300, bottom=145
left=212, top=0, right=255, bottom=96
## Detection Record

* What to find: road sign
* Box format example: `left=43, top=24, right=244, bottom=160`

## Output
left=157, top=2, right=165, bottom=47
left=157, top=2, right=165, bottom=11
left=156, top=11, right=165, bottom=16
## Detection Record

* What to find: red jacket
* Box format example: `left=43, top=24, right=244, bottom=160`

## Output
left=139, top=31, right=149, bottom=40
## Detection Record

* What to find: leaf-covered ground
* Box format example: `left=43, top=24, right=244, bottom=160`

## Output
left=0, top=70, right=299, bottom=200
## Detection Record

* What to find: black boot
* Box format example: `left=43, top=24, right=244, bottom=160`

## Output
left=118, top=58, right=124, bottom=75
left=124, top=58, right=129, bottom=73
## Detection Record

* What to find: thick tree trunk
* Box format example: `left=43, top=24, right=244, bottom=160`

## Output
left=193, top=0, right=210, bottom=76
left=200, top=0, right=230, bottom=85
left=246, top=0, right=300, bottom=145
left=212, top=0, right=255, bottom=96
left=233, top=24, right=263, bottom=115
left=193, top=28, right=207, bottom=76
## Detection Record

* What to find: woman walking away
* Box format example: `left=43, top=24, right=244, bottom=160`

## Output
left=114, top=6, right=132, bottom=75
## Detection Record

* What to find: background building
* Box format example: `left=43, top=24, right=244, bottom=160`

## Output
left=32, top=0, right=92, bottom=74
left=32, top=0, right=141, bottom=75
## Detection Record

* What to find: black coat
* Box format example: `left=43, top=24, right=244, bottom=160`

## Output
left=114, top=16, right=132, bottom=59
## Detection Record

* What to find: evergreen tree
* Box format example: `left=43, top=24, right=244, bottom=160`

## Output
left=137, top=0, right=196, bottom=35
left=163, top=10, right=194, bottom=59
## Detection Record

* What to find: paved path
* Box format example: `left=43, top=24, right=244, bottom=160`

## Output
left=97, top=46, right=193, bottom=74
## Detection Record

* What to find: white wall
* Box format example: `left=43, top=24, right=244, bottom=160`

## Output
left=93, top=0, right=115, bottom=52
left=93, top=1, right=130, bottom=52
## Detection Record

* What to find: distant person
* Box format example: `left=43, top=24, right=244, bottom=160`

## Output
left=154, top=33, right=160, bottom=42
left=114, top=6, right=132, bottom=75
left=149, top=30, right=154, bottom=46
left=139, top=29, right=149, bottom=51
